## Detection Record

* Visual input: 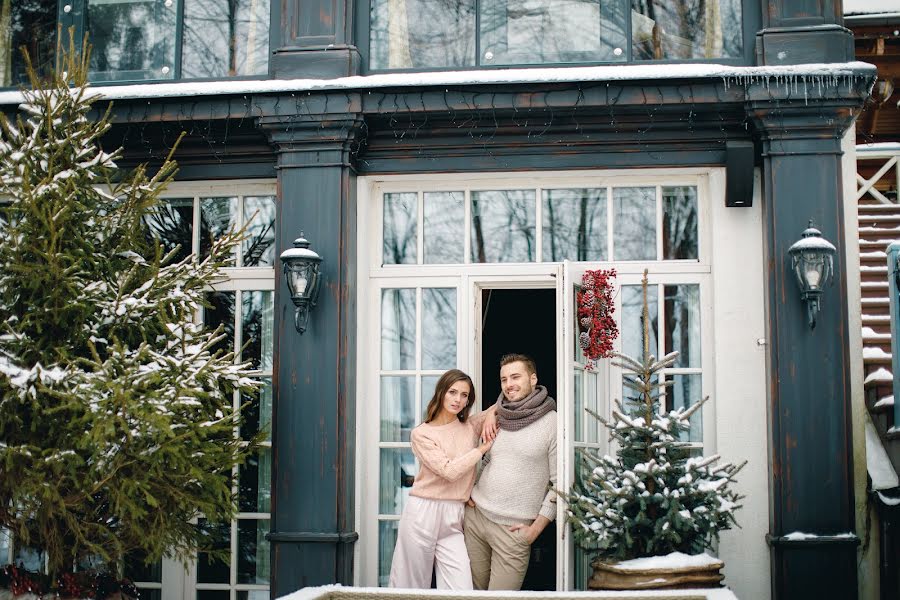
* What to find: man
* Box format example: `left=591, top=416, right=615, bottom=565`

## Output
left=464, top=353, right=557, bottom=590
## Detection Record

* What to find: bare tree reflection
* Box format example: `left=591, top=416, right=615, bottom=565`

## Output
left=632, top=0, right=742, bottom=60
left=182, top=0, right=270, bottom=77
left=0, top=0, right=56, bottom=86
left=471, top=191, right=535, bottom=262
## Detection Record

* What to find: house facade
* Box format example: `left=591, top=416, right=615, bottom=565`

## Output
left=0, top=1, right=878, bottom=600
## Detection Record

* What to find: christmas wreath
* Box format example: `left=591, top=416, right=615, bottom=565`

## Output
left=577, top=268, right=618, bottom=369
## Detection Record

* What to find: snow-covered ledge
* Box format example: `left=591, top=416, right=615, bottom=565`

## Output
left=0, top=62, right=875, bottom=105
left=281, top=586, right=739, bottom=600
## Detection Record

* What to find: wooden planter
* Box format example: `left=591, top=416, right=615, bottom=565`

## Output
left=588, top=557, right=725, bottom=590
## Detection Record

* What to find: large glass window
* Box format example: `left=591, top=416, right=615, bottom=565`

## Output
left=1, top=0, right=271, bottom=85
left=380, top=184, right=699, bottom=265
left=369, top=0, right=742, bottom=69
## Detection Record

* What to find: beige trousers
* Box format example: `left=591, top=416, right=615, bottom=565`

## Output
left=389, top=496, right=473, bottom=590
left=463, top=504, right=531, bottom=590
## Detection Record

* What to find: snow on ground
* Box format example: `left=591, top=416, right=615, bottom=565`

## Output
left=280, top=586, right=739, bottom=600
left=0, top=62, right=876, bottom=106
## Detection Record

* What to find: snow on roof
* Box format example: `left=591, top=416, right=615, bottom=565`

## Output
left=863, top=346, right=892, bottom=360
left=866, top=413, right=900, bottom=491
left=874, top=395, right=895, bottom=408
left=0, top=62, right=876, bottom=106
left=857, top=142, right=900, bottom=154
left=862, top=330, right=892, bottom=344
left=877, top=491, right=900, bottom=505
left=845, top=0, right=900, bottom=16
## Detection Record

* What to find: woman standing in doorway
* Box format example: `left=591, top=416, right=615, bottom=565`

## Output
left=389, top=369, right=498, bottom=590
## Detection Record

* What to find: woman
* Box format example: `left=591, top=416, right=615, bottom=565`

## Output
left=389, top=369, right=497, bottom=590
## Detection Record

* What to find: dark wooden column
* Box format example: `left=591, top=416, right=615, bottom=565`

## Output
left=259, top=110, right=364, bottom=595
left=756, top=0, right=853, bottom=64
left=272, top=0, right=361, bottom=78
left=748, top=101, right=860, bottom=599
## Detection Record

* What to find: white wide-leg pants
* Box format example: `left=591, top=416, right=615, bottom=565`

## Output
left=388, top=496, right=473, bottom=590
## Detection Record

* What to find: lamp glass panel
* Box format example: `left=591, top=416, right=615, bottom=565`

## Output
left=288, top=265, right=311, bottom=300
left=470, top=190, right=536, bottom=263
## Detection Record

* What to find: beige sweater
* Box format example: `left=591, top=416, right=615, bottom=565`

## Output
left=470, top=410, right=557, bottom=526
left=409, top=410, right=489, bottom=502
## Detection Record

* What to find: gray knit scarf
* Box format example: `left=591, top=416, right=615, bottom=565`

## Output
left=496, top=385, right=556, bottom=431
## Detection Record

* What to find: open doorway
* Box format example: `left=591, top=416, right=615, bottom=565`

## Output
left=480, top=287, right=557, bottom=591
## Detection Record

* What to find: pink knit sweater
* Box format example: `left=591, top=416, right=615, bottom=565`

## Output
left=408, top=411, right=489, bottom=502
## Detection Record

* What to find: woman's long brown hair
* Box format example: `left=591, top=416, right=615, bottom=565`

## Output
left=423, top=369, right=476, bottom=424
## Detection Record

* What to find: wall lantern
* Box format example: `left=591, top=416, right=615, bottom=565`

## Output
left=787, top=221, right=836, bottom=330
left=280, top=234, right=322, bottom=334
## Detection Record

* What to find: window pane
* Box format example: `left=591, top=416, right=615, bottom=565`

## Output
left=632, top=0, right=742, bottom=60
left=239, top=447, right=271, bottom=513
left=138, top=590, right=162, bottom=600
left=124, top=550, right=162, bottom=582
left=424, top=192, right=464, bottom=264
left=378, top=520, right=399, bottom=587
left=197, top=520, right=230, bottom=584
left=200, top=196, right=239, bottom=262
left=379, top=448, right=416, bottom=515
left=383, top=193, right=417, bottom=265
left=182, top=0, right=270, bottom=77
left=242, top=378, right=272, bottom=442
left=585, top=370, right=599, bottom=444
left=573, top=369, right=584, bottom=443
left=204, top=291, right=236, bottom=358
left=0, top=528, right=9, bottom=564
left=87, top=0, right=177, bottom=82
left=381, top=376, right=415, bottom=442
left=421, top=374, right=441, bottom=419
left=381, top=288, right=415, bottom=370
left=422, top=288, right=456, bottom=369
left=542, top=189, right=607, bottom=262
left=664, top=284, right=700, bottom=368
left=237, top=519, right=270, bottom=584
left=13, top=546, right=44, bottom=572
left=613, top=187, right=656, bottom=261
left=242, top=290, right=274, bottom=370
left=663, top=186, right=698, bottom=260
left=480, top=0, right=627, bottom=65
left=243, top=196, right=276, bottom=267
left=238, top=592, right=270, bottom=600
left=198, top=590, right=230, bottom=600
left=620, top=284, right=658, bottom=363
left=471, top=190, right=536, bottom=263
left=666, top=373, right=702, bottom=443
left=370, top=0, right=475, bottom=69
left=145, top=198, right=194, bottom=264
left=1, top=2, right=57, bottom=87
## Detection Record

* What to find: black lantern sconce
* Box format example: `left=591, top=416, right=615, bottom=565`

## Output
left=787, top=221, right=836, bottom=330
left=280, top=234, right=322, bottom=334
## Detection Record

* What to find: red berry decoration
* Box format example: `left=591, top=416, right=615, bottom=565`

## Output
left=577, top=269, right=619, bottom=369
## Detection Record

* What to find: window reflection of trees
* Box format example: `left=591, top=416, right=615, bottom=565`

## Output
left=370, top=0, right=475, bottom=69
left=543, top=189, right=606, bottom=262
left=87, top=1, right=174, bottom=81
left=422, top=288, right=456, bottom=369
left=631, top=0, right=742, bottom=60
left=0, top=0, right=57, bottom=87
left=182, top=0, right=270, bottom=78
left=471, top=190, right=535, bottom=263
left=383, top=193, right=417, bottom=265
left=613, top=187, right=656, bottom=261
left=143, top=199, right=194, bottom=264
left=243, top=197, right=276, bottom=267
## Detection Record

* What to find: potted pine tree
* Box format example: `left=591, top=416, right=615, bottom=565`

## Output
left=561, top=272, right=745, bottom=590
left=0, top=40, right=262, bottom=596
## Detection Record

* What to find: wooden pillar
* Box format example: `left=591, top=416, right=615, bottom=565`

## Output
left=749, top=101, right=860, bottom=599
left=271, top=0, right=361, bottom=78
left=259, top=109, right=364, bottom=595
left=756, top=0, right=853, bottom=65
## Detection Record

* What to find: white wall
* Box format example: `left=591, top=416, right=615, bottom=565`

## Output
left=708, top=168, right=771, bottom=600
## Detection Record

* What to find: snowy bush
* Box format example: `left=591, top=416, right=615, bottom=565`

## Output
left=562, top=273, right=745, bottom=561
left=0, top=44, right=261, bottom=579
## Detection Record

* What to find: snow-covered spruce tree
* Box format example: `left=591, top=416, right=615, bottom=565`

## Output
left=0, top=46, right=261, bottom=579
left=562, top=272, right=745, bottom=561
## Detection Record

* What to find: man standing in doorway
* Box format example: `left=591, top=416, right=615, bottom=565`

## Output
left=464, top=353, right=557, bottom=590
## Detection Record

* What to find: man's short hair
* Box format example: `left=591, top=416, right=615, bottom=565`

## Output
left=500, top=353, right=537, bottom=375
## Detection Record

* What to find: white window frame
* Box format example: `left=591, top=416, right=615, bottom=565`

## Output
left=356, top=169, right=718, bottom=589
